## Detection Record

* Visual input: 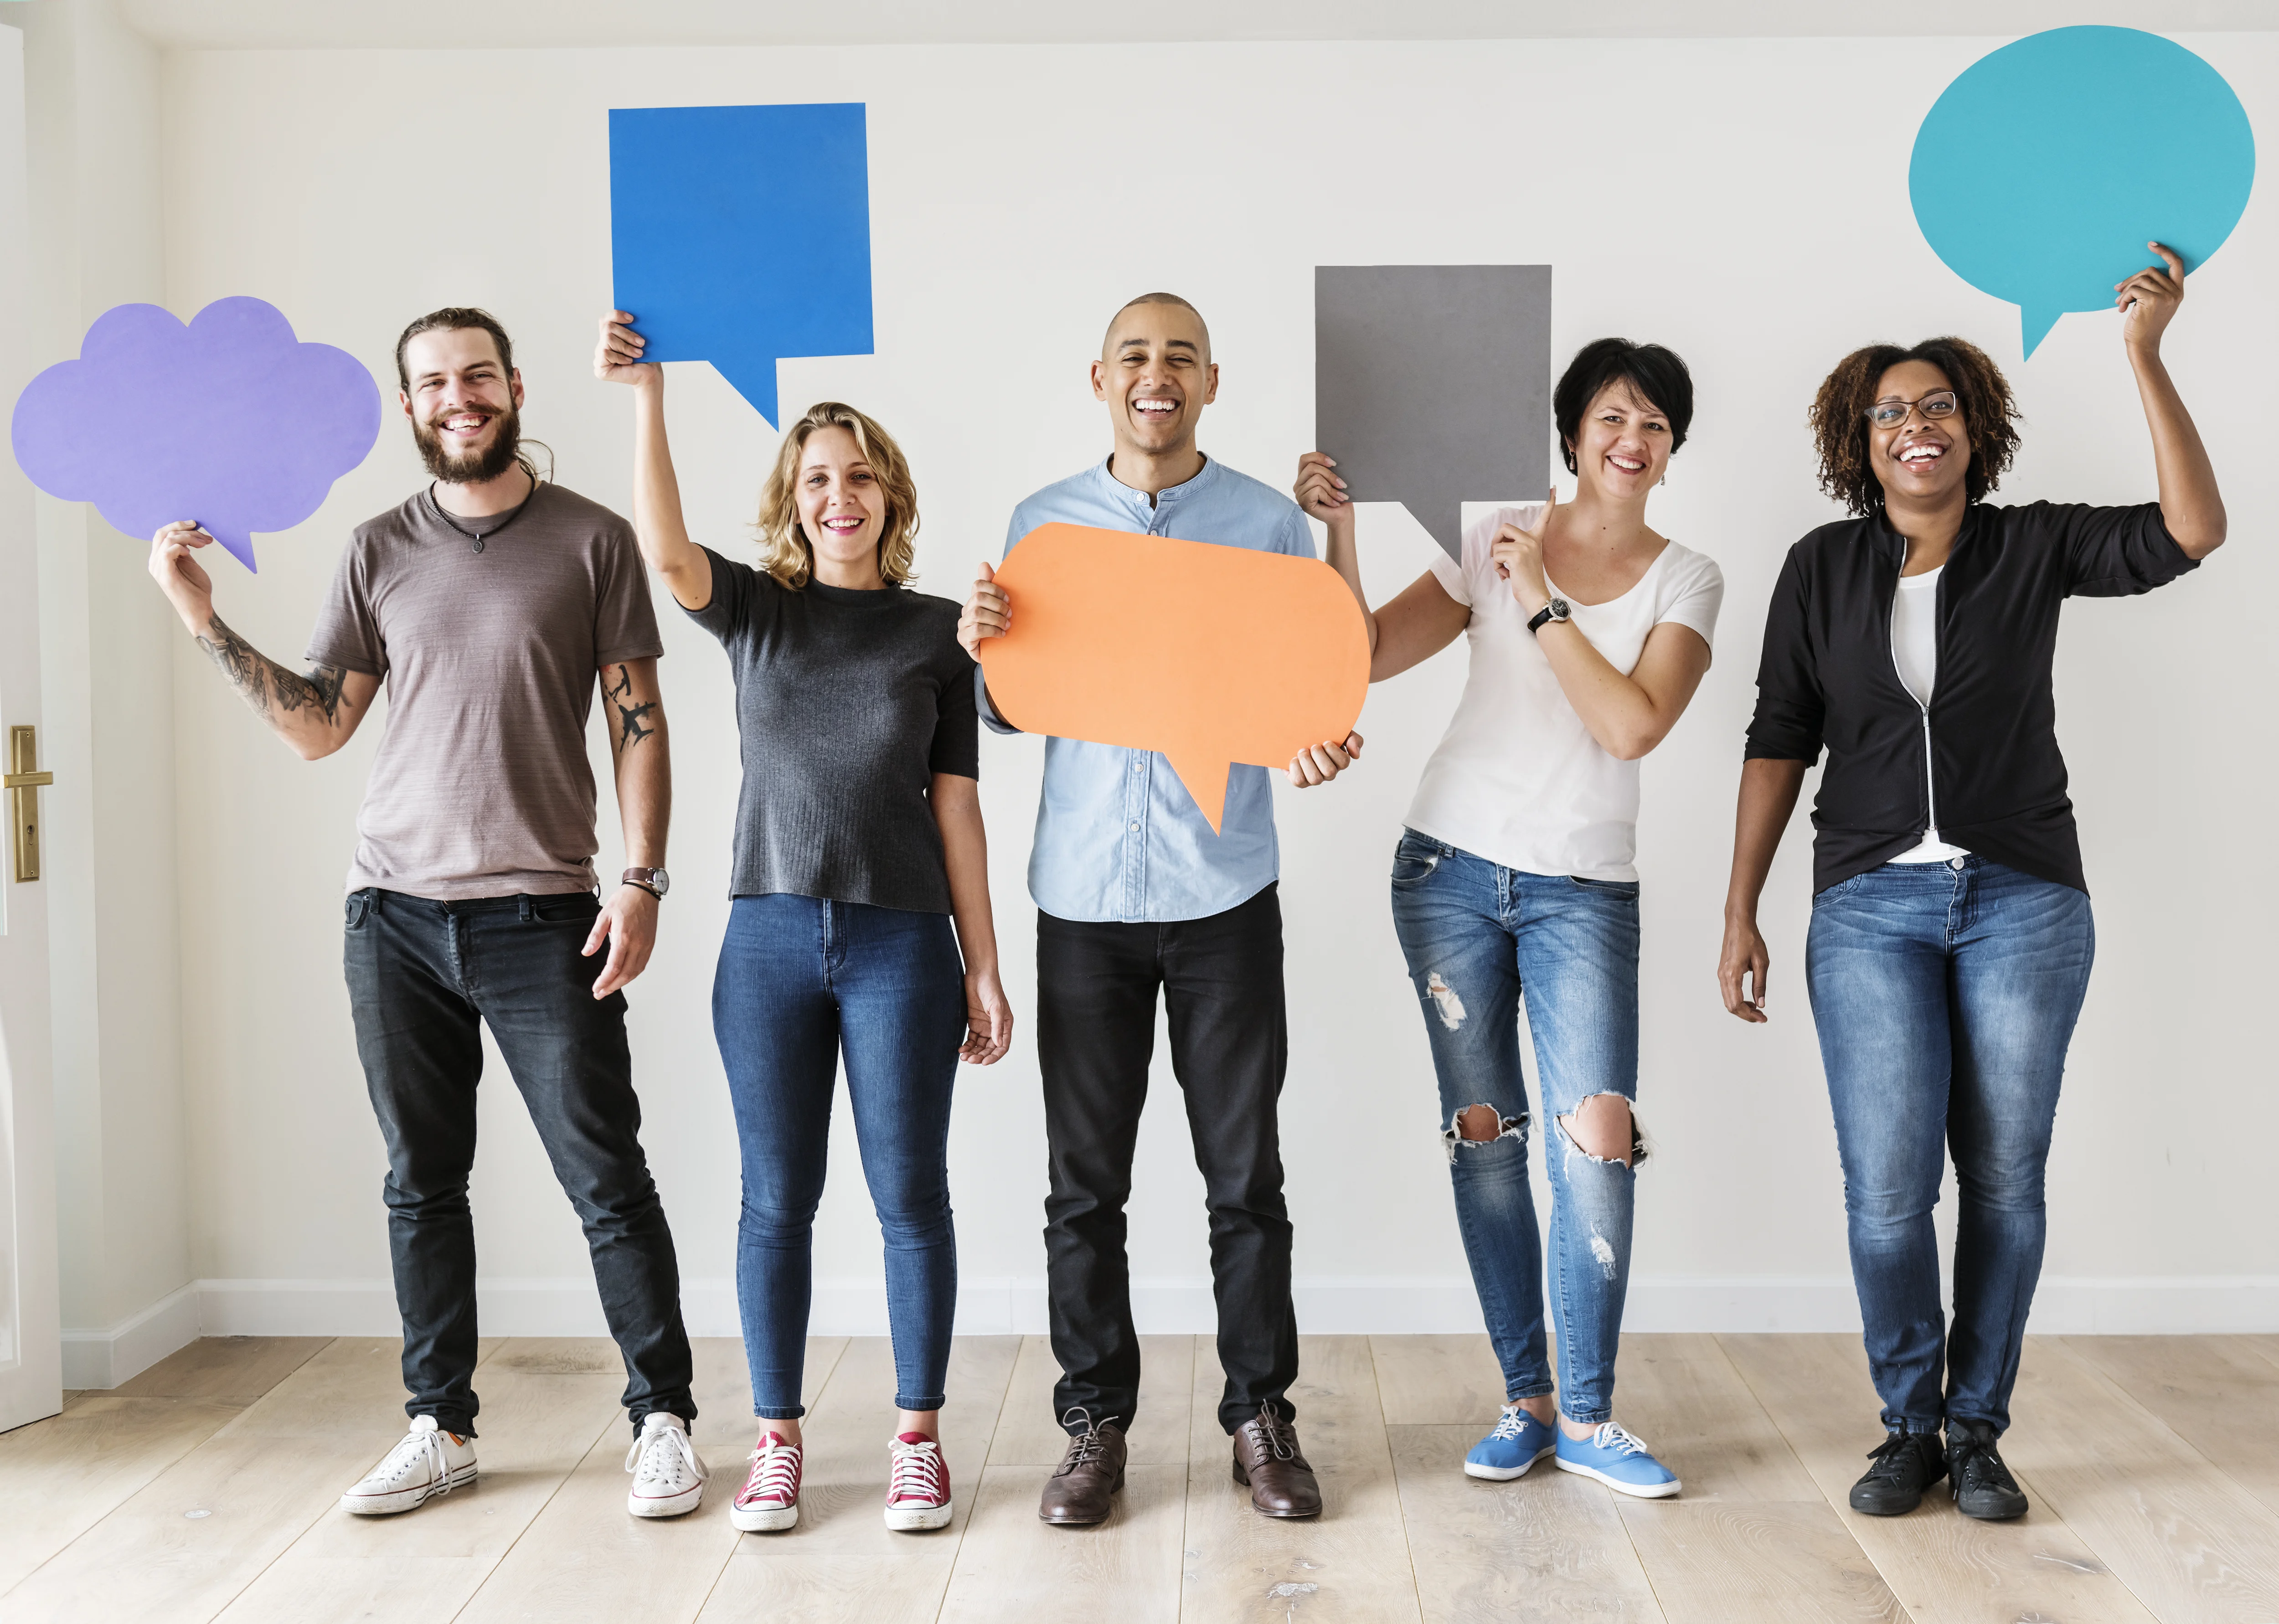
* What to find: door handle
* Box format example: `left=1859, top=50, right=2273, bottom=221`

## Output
left=5, top=725, right=54, bottom=882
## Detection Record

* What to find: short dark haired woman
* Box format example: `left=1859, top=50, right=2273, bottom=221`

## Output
left=1718, top=246, right=2224, bottom=1522
left=1296, top=337, right=1723, bottom=1499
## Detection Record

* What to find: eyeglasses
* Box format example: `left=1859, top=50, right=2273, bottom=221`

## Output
left=1866, top=390, right=1957, bottom=430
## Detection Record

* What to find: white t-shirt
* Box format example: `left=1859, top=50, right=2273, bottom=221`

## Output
left=1887, top=565, right=1971, bottom=864
left=1404, top=504, right=1725, bottom=881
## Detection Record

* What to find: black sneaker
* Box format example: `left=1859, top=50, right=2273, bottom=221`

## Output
left=1848, top=1428, right=1946, bottom=1515
left=1946, top=1419, right=2029, bottom=1520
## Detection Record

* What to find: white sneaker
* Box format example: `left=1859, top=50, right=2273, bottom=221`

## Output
left=340, top=1416, right=478, bottom=1515
left=625, top=1413, right=709, bottom=1518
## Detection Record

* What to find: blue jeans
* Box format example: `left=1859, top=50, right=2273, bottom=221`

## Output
left=1806, top=857, right=2094, bottom=1435
left=713, top=895, right=967, bottom=1418
left=1387, top=832, right=1642, bottom=1426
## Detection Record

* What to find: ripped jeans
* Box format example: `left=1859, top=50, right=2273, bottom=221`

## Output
left=1388, top=831, right=1641, bottom=1426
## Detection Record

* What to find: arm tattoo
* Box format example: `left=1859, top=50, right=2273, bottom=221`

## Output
left=605, top=663, right=657, bottom=750
left=197, top=614, right=351, bottom=728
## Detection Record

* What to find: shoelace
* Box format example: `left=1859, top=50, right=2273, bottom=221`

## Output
left=888, top=1438, right=948, bottom=1505
left=1059, top=1407, right=1112, bottom=1471
left=1487, top=1405, right=1538, bottom=1442
left=739, top=1440, right=800, bottom=1506
left=625, top=1422, right=710, bottom=1489
left=378, top=1423, right=457, bottom=1498
left=1253, top=1408, right=1299, bottom=1463
left=1587, top=1422, right=1653, bottom=1458
left=1951, top=1436, right=2019, bottom=1495
left=1861, top=1431, right=1924, bottom=1481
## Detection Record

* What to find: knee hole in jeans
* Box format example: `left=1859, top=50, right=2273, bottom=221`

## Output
left=1555, top=1093, right=1648, bottom=1170
left=1443, top=1103, right=1527, bottom=1162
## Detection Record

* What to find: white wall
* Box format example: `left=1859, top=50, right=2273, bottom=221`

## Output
left=116, top=32, right=2279, bottom=1342
left=21, top=0, right=198, bottom=1386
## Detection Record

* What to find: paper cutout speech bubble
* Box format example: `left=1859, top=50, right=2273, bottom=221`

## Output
left=608, top=103, right=875, bottom=427
left=1315, top=265, right=1552, bottom=562
left=10, top=297, right=380, bottom=572
left=977, top=524, right=1370, bottom=834
left=1910, top=27, right=2254, bottom=359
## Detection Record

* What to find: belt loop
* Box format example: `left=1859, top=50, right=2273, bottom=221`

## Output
left=518, top=894, right=533, bottom=921
left=368, top=888, right=382, bottom=917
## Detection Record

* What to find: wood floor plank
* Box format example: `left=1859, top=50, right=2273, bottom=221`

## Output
left=985, top=1334, right=1195, bottom=1468
left=1368, top=1333, right=1508, bottom=1428
left=110, top=1338, right=333, bottom=1407
left=1180, top=1335, right=1422, bottom=1624
left=696, top=1553, right=956, bottom=1624
left=1389, top=1424, right=1666, bottom=1623
left=0, top=1396, right=250, bottom=1596
left=2001, top=1335, right=2279, bottom=1623
left=1610, top=1334, right=1820, bottom=1503
left=936, top=1463, right=1187, bottom=1623
left=212, top=1344, right=628, bottom=1623
left=449, top=1336, right=802, bottom=1624
left=0, top=1337, right=428, bottom=1624
left=776, top=1334, right=1020, bottom=1552
left=1619, top=1500, right=1910, bottom=1624
left=2062, top=1335, right=2279, bottom=1521
left=1720, top=1333, right=2156, bottom=1624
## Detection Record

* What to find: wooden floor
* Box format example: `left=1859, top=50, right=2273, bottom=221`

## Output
left=3, top=1332, right=2277, bottom=1622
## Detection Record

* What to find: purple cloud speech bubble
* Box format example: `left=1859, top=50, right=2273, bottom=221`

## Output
left=10, top=296, right=381, bottom=572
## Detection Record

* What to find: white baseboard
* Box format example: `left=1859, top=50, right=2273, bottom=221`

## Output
left=184, top=1272, right=2279, bottom=1341
left=60, top=1282, right=203, bottom=1388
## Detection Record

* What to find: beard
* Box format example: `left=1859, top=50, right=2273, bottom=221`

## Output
left=413, top=402, right=525, bottom=485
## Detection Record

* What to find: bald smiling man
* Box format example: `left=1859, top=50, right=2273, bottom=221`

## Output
left=959, top=293, right=1363, bottom=1526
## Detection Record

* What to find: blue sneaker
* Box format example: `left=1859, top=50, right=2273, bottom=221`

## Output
left=1554, top=1422, right=1681, bottom=1498
left=1464, top=1405, right=1557, bottom=1481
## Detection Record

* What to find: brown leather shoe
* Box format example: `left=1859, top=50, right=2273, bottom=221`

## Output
left=1038, top=1409, right=1127, bottom=1525
left=1232, top=1405, right=1322, bottom=1517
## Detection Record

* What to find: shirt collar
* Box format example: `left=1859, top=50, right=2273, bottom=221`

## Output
left=1093, top=452, right=1217, bottom=512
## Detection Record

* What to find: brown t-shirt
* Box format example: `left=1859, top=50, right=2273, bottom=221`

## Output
left=308, top=481, right=663, bottom=900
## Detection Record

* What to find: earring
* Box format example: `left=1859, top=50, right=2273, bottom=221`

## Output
left=1659, top=471, right=1667, bottom=486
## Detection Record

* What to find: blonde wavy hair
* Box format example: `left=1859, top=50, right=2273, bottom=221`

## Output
left=754, top=402, right=920, bottom=588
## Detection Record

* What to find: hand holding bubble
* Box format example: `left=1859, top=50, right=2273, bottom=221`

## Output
left=1909, top=26, right=2253, bottom=358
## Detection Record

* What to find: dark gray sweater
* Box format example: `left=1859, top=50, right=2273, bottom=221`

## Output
left=689, top=546, right=979, bottom=913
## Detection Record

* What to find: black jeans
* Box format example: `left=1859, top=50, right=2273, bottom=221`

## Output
left=344, top=888, right=696, bottom=1436
left=1037, top=884, right=1299, bottom=1436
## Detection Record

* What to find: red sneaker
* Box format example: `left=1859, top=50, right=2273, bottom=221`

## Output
left=731, top=1432, right=802, bottom=1532
left=884, top=1432, right=952, bottom=1531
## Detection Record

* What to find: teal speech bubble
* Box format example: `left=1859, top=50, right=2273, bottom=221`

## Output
left=1910, top=26, right=2254, bottom=358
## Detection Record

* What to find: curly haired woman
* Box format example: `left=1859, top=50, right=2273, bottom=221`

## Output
left=595, top=313, right=1014, bottom=1536
left=1717, top=247, right=2225, bottom=1521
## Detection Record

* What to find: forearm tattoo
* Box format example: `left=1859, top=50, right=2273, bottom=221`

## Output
left=197, top=614, right=350, bottom=728
left=605, top=663, right=658, bottom=751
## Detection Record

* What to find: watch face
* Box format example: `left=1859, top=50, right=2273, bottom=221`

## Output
left=650, top=869, right=670, bottom=898
left=1551, top=598, right=1571, bottom=619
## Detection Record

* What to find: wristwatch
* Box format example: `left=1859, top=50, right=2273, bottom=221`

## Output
left=1526, top=598, right=1573, bottom=637
left=621, top=867, right=670, bottom=899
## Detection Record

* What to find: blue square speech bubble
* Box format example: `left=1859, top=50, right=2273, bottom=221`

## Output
left=608, top=103, right=874, bottom=426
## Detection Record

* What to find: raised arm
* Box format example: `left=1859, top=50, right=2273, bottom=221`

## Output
left=148, top=521, right=378, bottom=760
left=932, top=773, right=1013, bottom=1064
left=584, top=656, right=668, bottom=998
left=597, top=311, right=715, bottom=608
left=2117, top=243, right=2224, bottom=559
left=1295, top=451, right=1469, bottom=680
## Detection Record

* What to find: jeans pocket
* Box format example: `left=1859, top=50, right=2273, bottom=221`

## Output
left=1391, top=832, right=1444, bottom=889
left=1810, top=874, right=1866, bottom=910
left=344, top=892, right=371, bottom=932
left=532, top=891, right=603, bottom=924
left=1567, top=876, right=1640, bottom=899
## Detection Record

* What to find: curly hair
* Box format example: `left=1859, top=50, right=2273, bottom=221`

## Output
left=754, top=402, right=920, bottom=589
left=1808, top=336, right=2021, bottom=516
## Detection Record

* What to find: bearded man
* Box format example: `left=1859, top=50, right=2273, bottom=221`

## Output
left=146, top=308, right=706, bottom=1522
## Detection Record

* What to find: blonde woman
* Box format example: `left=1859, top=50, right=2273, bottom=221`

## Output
left=597, top=313, right=1012, bottom=1536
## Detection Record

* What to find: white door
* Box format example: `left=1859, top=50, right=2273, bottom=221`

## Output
left=0, top=18, right=63, bottom=1433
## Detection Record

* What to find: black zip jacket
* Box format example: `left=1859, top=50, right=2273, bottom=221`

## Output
left=1744, top=500, right=2197, bottom=895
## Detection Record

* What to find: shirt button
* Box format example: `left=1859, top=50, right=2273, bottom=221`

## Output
left=1130, top=821, right=1141, bottom=832
left=1131, top=760, right=1143, bottom=772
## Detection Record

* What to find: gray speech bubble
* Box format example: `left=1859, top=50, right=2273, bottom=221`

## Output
left=1314, top=265, right=1552, bottom=562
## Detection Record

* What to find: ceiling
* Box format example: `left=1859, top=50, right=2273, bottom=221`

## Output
left=117, top=0, right=2279, bottom=51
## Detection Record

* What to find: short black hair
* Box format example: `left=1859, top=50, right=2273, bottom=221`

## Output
left=1553, top=338, right=1694, bottom=474
left=394, top=307, right=515, bottom=392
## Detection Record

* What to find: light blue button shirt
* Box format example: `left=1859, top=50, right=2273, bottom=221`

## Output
left=981, top=456, right=1317, bottom=923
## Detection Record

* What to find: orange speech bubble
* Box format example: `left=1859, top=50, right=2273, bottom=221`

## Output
left=977, top=523, right=1370, bottom=833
